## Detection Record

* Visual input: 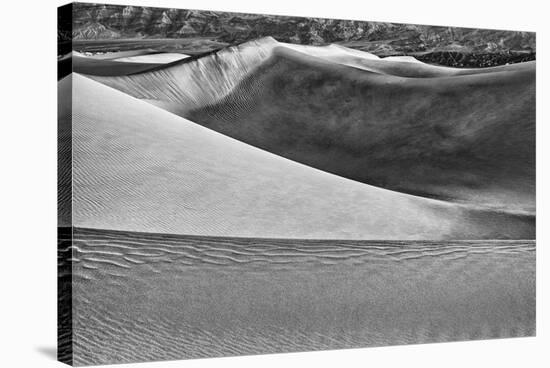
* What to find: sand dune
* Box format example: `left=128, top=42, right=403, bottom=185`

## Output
left=279, top=42, right=478, bottom=77
left=281, top=42, right=532, bottom=77
left=87, top=37, right=529, bottom=111
left=71, top=53, right=163, bottom=76
left=59, top=50, right=188, bottom=78
left=72, top=49, right=165, bottom=60
left=70, top=227, right=535, bottom=365
left=88, top=38, right=535, bottom=215
left=112, top=52, right=189, bottom=63
left=88, top=37, right=527, bottom=89
left=58, top=75, right=72, bottom=227
left=73, top=50, right=190, bottom=63
left=66, top=74, right=533, bottom=239
left=89, top=38, right=280, bottom=110
left=82, top=38, right=440, bottom=109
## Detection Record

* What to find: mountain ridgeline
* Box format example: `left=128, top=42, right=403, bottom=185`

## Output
left=66, top=3, right=535, bottom=67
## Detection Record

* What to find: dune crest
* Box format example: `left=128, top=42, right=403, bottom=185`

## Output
left=66, top=74, right=533, bottom=239
left=89, top=36, right=491, bottom=113
left=87, top=37, right=535, bottom=113
left=87, top=38, right=535, bottom=215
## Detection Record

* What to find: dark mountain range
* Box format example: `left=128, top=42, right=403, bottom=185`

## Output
left=66, top=3, right=535, bottom=58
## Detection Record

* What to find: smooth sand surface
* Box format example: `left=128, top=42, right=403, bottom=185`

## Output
left=71, top=54, right=163, bottom=76
left=61, top=51, right=185, bottom=78
left=112, top=52, right=189, bottom=63
left=88, top=38, right=535, bottom=216
left=67, top=74, right=532, bottom=239
left=279, top=42, right=480, bottom=77
left=282, top=42, right=531, bottom=77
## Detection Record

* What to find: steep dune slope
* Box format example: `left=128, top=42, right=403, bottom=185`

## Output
left=88, top=37, right=533, bottom=111
left=89, top=38, right=279, bottom=109
left=188, top=48, right=535, bottom=214
left=89, top=38, right=535, bottom=215
left=88, top=37, right=487, bottom=113
left=68, top=74, right=532, bottom=239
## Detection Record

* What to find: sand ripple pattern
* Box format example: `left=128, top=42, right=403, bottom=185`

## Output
left=90, top=38, right=277, bottom=115
left=71, top=227, right=535, bottom=270
left=70, top=227, right=535, bottom=366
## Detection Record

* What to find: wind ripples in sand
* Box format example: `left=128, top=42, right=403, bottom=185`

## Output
left=71, top=228, right=534, bottom=270
left=69, top=227, right=535, bottom=366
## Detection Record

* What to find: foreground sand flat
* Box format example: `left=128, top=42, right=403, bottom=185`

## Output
left=66, top=228, right=535, bottom=365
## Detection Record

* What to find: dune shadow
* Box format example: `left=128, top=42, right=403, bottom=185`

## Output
left=35, top=346, right=57, bottom=360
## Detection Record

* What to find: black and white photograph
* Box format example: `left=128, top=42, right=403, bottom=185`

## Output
left=1, top=1, right=548, bottom=368
left=57, top=2, right=537, bottom=365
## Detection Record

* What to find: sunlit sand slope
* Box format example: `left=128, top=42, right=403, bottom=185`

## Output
left=58, top=75, right=72, bottom=227
left=60, top=50, right=188, bottom=78
left=69, top=74, right=533, bottom=239
left=89, top=38, right=535, bottom=215
left=112, top=52, right=189, bottom=63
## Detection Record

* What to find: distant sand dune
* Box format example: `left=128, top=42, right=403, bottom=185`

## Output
left=72, top=50, right=158, bottom=60
left=59, top=50, right=188, bottom=77
left=65, top=74, right=533, bottom=239
left=112, top=52, right=189, bottom=63
left=72, top=54, right=163, bottom=76
left=88, top=37, right=535, bottom=215
left=279, top=42, right=485, bottom=77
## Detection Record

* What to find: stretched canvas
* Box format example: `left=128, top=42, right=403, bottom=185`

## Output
left=58, top=2, right=536, bottom=366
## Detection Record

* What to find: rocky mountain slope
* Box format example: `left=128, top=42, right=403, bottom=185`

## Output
left=62, top=3, right=535, bottom=67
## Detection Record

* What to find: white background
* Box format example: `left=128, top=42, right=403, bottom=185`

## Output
left=1, top=0, right=548, bottom=366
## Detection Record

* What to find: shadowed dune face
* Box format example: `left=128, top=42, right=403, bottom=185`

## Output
left=189, top=49, right=535, bottom=214
left=67, top=74, right=533, bottom=239
left=89, top=38, right=279, bottom=108
left=88, top=38, right=532, bottom=109
left=89, top=38, right=535, bottom=216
